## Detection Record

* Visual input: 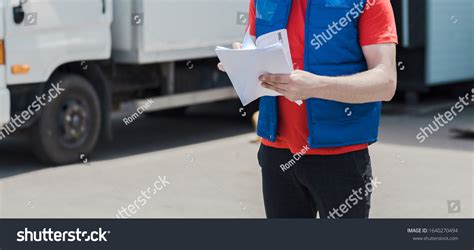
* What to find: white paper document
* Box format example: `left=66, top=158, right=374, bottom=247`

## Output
left=216, top=29, right=302, bottom=106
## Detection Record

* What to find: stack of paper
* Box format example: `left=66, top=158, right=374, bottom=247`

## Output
left=216, top=29, right=301, bottom=106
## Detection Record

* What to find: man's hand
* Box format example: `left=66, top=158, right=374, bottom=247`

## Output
left=217, top=42, right=243, bottom=72
left=260, top=43, right=397, bottom=104
left=260, top=70, right=326, bottom=102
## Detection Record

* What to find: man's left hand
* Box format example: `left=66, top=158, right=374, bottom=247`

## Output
left=260, top=70, right=326, bottom=102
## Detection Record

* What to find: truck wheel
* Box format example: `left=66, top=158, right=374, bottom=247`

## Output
left=30, top=74, right=102, bottom=165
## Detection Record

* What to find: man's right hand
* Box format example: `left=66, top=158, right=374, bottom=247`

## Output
left=217, top=42, right=243, bottom=72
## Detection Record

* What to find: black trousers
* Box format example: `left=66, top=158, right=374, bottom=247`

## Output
left=257, top=144, right=374, bottom=219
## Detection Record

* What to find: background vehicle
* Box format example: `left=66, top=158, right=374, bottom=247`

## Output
left=0, top=0, right=247, bottom=164
left=0, top=0, right=472, bottom=165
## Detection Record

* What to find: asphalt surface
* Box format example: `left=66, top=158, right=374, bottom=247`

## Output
left=0, top=98, right=473, bottom=218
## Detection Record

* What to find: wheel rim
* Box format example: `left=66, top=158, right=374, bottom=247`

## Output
left=58, top=96, right=90, bottom=148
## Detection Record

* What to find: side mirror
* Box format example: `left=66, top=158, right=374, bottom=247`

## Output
left=13, top=0, right=27, bottom=24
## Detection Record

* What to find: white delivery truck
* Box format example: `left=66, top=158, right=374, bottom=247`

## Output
left=0, top=0, right=248, bottom=164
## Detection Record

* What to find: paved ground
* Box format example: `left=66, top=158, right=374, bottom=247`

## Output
left=0, top=98, right=472, bottom=218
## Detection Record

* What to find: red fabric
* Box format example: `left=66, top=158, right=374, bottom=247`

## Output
left=248, top=0, right=398, bottom=155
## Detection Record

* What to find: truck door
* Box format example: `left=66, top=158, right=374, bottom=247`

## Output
left=3, top=0, right=113, bottom=86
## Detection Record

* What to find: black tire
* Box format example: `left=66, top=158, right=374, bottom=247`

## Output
left=30, top=73, right=102, bottom=165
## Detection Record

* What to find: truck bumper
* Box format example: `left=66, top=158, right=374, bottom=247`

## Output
left=0, top=87, right=10, bottom=126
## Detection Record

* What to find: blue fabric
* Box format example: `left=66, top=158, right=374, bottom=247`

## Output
left=256, top=0, right=381, bottom=148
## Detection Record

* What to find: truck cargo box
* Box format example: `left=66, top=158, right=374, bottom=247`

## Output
left=111, top=0, right=248, bottom=64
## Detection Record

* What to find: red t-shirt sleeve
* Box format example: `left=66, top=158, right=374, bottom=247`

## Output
left=359, top=0, right=398, bottom=46
left=248, top=0, right=257, bottom=36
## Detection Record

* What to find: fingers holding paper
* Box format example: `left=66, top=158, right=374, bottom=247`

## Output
left=260, top=70, right=326, bottom=102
